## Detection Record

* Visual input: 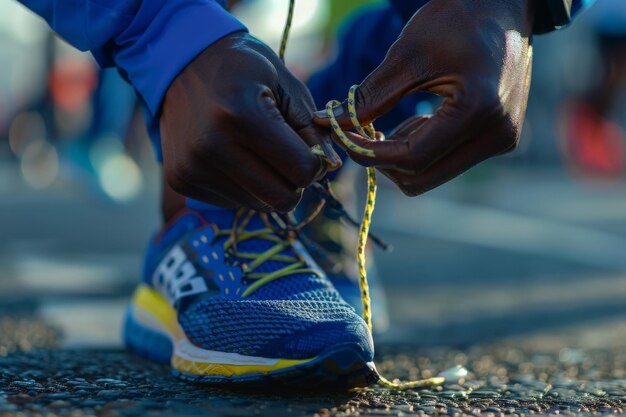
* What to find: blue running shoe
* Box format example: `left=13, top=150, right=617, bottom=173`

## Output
left=124, top=204, right=377, bottom=388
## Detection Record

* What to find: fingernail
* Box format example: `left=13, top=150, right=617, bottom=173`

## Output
left=313, top=110, right=328, bottom=119
left=322, top=141, right=339, bottom=165
left=314, top=105, right=344, bottom=119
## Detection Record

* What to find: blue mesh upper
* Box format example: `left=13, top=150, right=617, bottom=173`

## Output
left=144, top=206, right=374, bottom=360
left=179, top=298, right=372, bottom=359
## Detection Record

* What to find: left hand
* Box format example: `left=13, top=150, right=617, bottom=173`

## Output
left=314, top=0, right=535, bottom=196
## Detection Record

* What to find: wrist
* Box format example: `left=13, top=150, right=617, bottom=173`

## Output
left=116, top=1, right=247, bottom=117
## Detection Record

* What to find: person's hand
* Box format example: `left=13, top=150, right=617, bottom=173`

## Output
left=314, top=0, right=535, bottom=196
left=161, top=31, right=338, bottom=212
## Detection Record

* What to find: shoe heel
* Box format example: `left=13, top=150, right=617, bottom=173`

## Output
left=123, top=288, right=174, bottom=365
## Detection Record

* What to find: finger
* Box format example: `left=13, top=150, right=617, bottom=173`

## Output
left=182, top=188, right=260, bottom=211
left=330, top=115, right=431, bottom=166
left=276, top=71, right=342, bottom=169
left=313, top=78, right=412, bottom=130
left=216, top=148, right=304, bottom=213
left=298, top=124, right=341, bottom=171
left=313, top=48, right=424, bottom=129
left=242, top=90, right=324, bottom=188
left=380, top=100, right=478, bottom=172
left=388, top=114, right=431, bottom=137
left=332, top=130, right=410, bottom=167
left=379, top=126, right=515, bottom=196
left=167, top=168, right=270, bottom=211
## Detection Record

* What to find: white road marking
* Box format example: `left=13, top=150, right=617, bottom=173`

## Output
left=375, top=195, right=626, bottom=270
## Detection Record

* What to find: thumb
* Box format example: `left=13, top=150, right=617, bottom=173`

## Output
left=313, top=61, right=411, bottom=130
left=331, top=115, right=430, bottom=167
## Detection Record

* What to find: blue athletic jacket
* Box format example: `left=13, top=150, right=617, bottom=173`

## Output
left=17, top=0, right=590, bottom=156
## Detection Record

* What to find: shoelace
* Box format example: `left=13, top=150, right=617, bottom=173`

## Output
left=279, top=0, right=445, bottom=390
left=217, top=208, right=322, bottom=297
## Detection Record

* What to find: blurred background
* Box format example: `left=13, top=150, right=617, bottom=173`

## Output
left=1, top=0, right=626, bottom=353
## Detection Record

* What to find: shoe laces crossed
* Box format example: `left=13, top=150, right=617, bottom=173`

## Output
left=214, top=208, right=322, bottom=297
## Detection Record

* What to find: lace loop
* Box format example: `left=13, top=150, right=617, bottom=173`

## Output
left=214, top=208, right=322, bottom=298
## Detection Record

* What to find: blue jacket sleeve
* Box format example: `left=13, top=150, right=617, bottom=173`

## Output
left=17, top=0, right=247, bottom=117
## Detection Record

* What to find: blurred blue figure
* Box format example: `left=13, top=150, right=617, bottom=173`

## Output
left=57, top=66, right=141, bottom=202
left=559, top=0, right=626, bottom=178
left=89, top=68, right=137, bottom=145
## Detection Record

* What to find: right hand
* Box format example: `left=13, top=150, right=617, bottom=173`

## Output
left=160, top=32, right=338, bottom=212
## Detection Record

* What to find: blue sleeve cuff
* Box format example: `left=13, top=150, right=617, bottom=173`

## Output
left=112, top=1, right=247, bottom=116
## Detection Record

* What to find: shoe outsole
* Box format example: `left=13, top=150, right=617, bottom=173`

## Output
left=124, top=307, right=378, bottom=390
left=173, top=344, right=379, bottom=389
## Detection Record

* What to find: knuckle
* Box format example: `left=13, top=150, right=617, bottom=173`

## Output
left=356, top=83, right=375, bottom=108
left=355, top=81, right=383, bottom=117
left=165, top=164, right=193, bottom=195
left=169, top=158, right=200, bottom=188
left=166, top=176, right=188, bottom=196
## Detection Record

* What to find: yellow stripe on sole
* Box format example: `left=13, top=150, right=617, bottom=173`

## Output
left=171, top=355, right=312, bottom=377
left=130, top=285, right=316, bottom=377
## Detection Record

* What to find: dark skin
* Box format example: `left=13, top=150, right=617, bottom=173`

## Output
left=160, top=0, right=535, bottom=218
left=314, top=0, right=535, bottom=197
left=160, top=32, right=339, bottom=214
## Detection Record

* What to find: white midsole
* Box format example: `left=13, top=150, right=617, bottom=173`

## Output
left=131, top=305, right=282, bottom=366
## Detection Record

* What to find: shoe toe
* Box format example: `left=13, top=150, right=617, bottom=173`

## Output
left=179, top=298, right=374, bottom=361
left=269, top=312, right=374, bottom=361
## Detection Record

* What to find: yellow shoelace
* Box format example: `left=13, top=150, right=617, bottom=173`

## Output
left=217, top=209, right=322, bottom=298
left=279, top=0, right=444, bottom=390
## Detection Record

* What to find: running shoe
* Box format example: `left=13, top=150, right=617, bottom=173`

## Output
left=124, top=202, right=377, bottom=388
